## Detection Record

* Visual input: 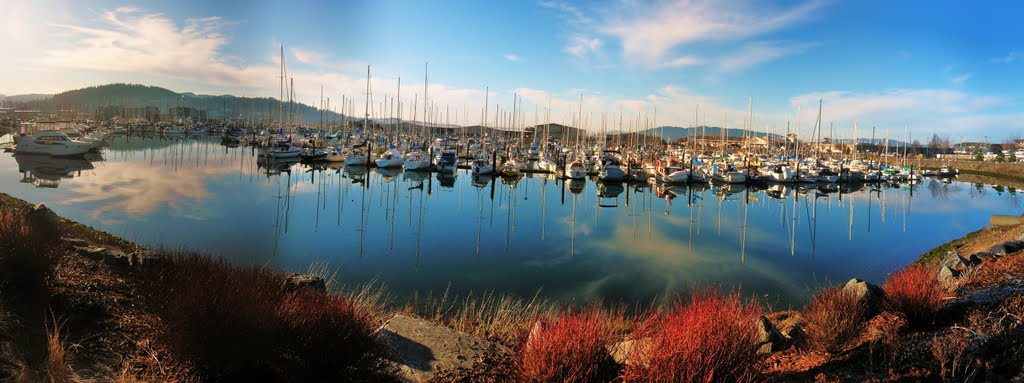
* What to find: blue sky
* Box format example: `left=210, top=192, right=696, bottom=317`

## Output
left=1, top=0, right=1022, bottom=141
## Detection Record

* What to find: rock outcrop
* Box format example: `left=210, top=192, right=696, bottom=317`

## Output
left=380, top=315, right=511, bottom=383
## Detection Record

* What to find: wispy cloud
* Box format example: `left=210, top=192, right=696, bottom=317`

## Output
left=504, top=53, right=522, bottom=62
left=564, top=34, right=602, bottom=58
left=789, top=89, right=1007, bottom=136
left=990, top=51, right=1020, bottom=63
left=604, top=0, right=823, bottom=64
left=291, top=47, right=328, bottom=66
left=717, top=41, right=819, bottom=73
left=544, top=0, right=825, bottom=70
left=950, top=73, right=972, bottom=86
left=29, top=7, right=487, bottom=119
left=663, top=55, right=701, bottom=68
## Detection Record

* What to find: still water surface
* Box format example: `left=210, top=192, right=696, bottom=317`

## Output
left=3, top=135, right=1022, bottom=307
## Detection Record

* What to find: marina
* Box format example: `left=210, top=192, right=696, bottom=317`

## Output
left=1, top=131, right=1020, bottom=307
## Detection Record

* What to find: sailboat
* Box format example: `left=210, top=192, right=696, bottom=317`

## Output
left=346, top=66, right=378, bottom=167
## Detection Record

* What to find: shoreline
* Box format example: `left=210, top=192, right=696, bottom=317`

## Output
left=1, top=191, right=1022, bottom=382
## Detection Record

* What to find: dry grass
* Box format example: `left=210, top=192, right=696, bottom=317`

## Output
left=931, top=330, right=980, bottom=383
left=621, top=288, right=763, bottom=383
left=884, top=265, right=946, bottom=328
left=519, top=306, right=622, bottom=383
left=137, top=253, right=393, bottom=382
left=405, top=288, right=556, bottom=350
left=802, top=286, right=869, bottom=354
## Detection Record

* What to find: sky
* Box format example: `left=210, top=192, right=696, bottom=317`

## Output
left=1, top=0, right=1023, bottom=142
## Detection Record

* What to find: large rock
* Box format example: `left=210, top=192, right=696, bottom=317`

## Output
left=380, top=315, right=511, bottom=383
left=958, top=252, right=983, bottom=268
left=755, top=316, right=786, bottom=355
left=990, top=241, right=1023, bottom=256
left=844, top=278, right=884, bottom=312
left=26, top=203, right=58, bottom=232
left=74, top=246, right=131, bottom=271
left=941, top=249, right=964, bottom=270
left=941, top=280, right=1024, bottom=320
left=282, top=273, right=326, bottom=295
left=939, top=265, right=960, bottom=286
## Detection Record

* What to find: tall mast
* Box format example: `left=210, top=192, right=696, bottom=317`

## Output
left=364, top=65, right=370, bottom=136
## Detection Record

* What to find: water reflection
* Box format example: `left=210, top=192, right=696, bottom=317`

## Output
left=16, top=154, right=98, bottom=188
left=0, top=134, right=1022, bottom=307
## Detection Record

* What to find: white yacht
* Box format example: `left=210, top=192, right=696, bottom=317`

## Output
left=375, top=148, right=405, bottom=168
left=471, top=157, right=494, bottom=175
left=404, top=149, right=431, bottom=170
left=564, top=158, right=587, bottom=179
left=14, top=131, right=95, bottom=156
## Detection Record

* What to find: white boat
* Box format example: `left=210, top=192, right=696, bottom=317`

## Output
left=325, top=147, right=346, bottom=162
left=471, top=157, right=494, bottom=175
left=537, top=157, right=558, bottom=173
left=164, top=126, right=186, bottom=135
left=436, top=150, right=458, bottom=173
left=500, top=158, right=522, bottom=177
left=14, top=131, right=95, bottom=156
left=564, top=158, right=587, bottom=179
left=598, top=154, right=626, bottom=182
left=267, top=142, right=302, bottom=159
left=375, top=148, right=405, bottom=168
left=344, top=148, right=376, bottom=166
left=765, top=164, right=795, bottom=183
left=404, top=150, right=431, bottom=170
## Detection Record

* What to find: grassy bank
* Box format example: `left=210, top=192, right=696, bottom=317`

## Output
left=919, top=159, right=1024, bottom=183
left=1, top=192, right=1023, bottom=382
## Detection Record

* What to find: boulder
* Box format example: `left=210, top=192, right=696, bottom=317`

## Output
left=282, top=273, right=326, bottom=295
left=755, top=316, right=786, bottom=355
left=990, top=241, right=1023, bottom=256
left=26, top=204, right=58, bottom=232
left=61, top=237, right=90, bottom=250
left=380, top=314, right=511, bottom=383
left=941, top=249, right=963, bottom=270
left=938, top=265, right=960, bottom=286
left=607, top=337, right=651, bottom=366
left=844, top=278, right=884, bottom=312
left=957, top=252, right=983, bottom=268
left=75, top=246, right=131, bottom=271
left=941, top=280, right=1024, bottom=320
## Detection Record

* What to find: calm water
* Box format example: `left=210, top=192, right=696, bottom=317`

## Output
left=3, top=134, right=1022, bottom=307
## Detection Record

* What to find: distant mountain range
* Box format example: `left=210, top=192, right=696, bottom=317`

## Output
left=636, top=126, right=780, bottom=141
left=2, top=84, right=348, bottom=123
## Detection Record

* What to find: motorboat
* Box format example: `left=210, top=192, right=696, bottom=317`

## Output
left=437, top=150, right=458, bottom=173
left=598, top=152, right=626, bottom=182
left=375, top=148, right=405, bottom=168
left=500, top=157, right=522, bottom=177
left=564, top=158, right=587, bottom=179
left=14, top=131, right=95, bottom=156
left=404, top=150, right=431, bottom=170
left=472, top=157, right=494, bottom=175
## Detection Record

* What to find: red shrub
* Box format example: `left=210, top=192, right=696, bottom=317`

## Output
left=621, top=289, right=763, bottom=383
left=519, top=307, right=619, bottom=383
left=802, top=286, right=869, bottom=353
left=140, top=254, right=391, bottom=382
left=883, top=265, right=945, bottom=328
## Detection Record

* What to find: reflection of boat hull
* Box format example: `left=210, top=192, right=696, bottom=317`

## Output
left=15, top=154, right=96, bottom=188
left=568, top=179, right=586, bottom=194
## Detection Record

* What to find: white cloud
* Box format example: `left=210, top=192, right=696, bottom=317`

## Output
left=564, top=34, right=602, bottom=58
left=504, top=53, right=522, bottom=62
left=950, top=73, right=972, bottom=86
left=990, top=51, right=1021, bottom=63
left=544, top=0, right=824, bottom=70
left=788, top=89, right=1010, bottom=137
left=717, top=41, right=819, bottom=73
left=664, top=55, right=701, bottom=68
left=291, top=47, right=329, bottom=66
left=28, top=7, right=489, bottom=123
